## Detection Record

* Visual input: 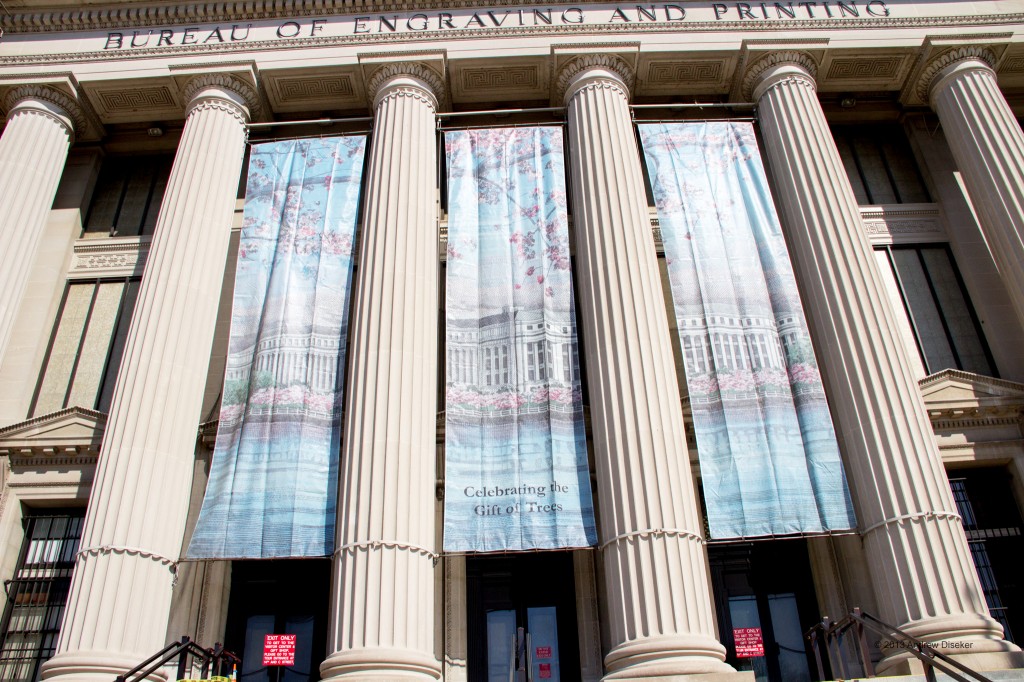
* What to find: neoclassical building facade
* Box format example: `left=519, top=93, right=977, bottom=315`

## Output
left=2, top=1, right=1024, bottom=681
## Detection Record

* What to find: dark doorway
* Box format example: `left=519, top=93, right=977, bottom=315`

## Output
left=224, top=560, right=331, bottom=682
left=466, top=553, right=581, bottom=682
left=709, top=541, right=820, bottom=682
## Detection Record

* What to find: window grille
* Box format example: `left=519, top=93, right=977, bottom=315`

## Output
left=0, top=512, right=85, bottom=682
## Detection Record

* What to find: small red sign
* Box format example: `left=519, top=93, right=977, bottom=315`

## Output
left=538, top=663, right=552, bottom=679
left=734, top=627, right=765, bottom=658
left=535, top=646, right=552, bottom=659
left=263, top=634, right=297, bottom=666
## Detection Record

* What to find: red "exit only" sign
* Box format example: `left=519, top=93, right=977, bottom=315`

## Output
left=263, top=634, right=296, bottom=666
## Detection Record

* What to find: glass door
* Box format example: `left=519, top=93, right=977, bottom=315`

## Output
left=710, top=541, right=821, bottom=682
left=225, top=560, right=330, bottom=682
left=467, top=553, right=580, bottom=682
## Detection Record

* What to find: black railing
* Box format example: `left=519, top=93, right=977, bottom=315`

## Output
left=805, top=608, right=993, bottom=682
left=114, top=636, right=240, bottom=682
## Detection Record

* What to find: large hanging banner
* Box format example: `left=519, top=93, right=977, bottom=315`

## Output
left=639, top=122, right=857, bottom=539
left=443, top=127, right=597, bottom=552
left=188, top=136, right=367, bottom=558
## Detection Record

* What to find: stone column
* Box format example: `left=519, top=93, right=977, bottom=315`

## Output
left=559, top=55, right=740, bottom=681
left=41, top=75, right=255, bottom=682
left=0, top=86, right=82, bottom=366
left=922, top=47, right=1024, bottom=330
left=745, top=52, right=1022, bottom=672
left=319, top=63, right=441, bottom=682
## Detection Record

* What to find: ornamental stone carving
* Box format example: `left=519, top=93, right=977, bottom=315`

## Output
left=555, top=53, right=635, bottom=103
left=366, top=62, right=445, bottom=110
left=182, top=72, right=261, bottom=120
left=916, top=45, right=998, bottom=103
left=741, top=50, right=818, bottom=100
left=2, top=84, right=85, bottom=138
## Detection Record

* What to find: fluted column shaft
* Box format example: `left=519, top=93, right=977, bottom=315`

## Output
left=750, top=58, right=1020, bottom=670
left=320, top=66, right=440, bottom=681
left=928, top=55, right=1024, bottom=329
left=0, top=91, right=75, bottom=366
left=42, top=80, right=251, bottom=682
left=561, top=59, right=736, bottom=680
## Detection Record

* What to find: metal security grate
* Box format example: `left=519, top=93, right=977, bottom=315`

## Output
left=0, top=513, right=84, bottom=682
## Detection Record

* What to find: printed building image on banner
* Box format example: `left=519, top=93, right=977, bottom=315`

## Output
left=443, top=127, right=597, bottom=552
left=638, top=122, right=857, bottom=539
left=187, top=136, right=367, bottom=558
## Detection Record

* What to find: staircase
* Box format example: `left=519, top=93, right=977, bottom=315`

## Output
left=114, top=636, right=241, bottom=682
left=804, top=608, right=1013, bottom=682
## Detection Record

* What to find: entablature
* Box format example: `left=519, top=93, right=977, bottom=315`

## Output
left=2, top=0, right=1024, bottom=128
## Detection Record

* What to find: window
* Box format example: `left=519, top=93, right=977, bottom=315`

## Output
left=0, top=512, right=85, bottom=682
left=31, top=278, right=141, bottom=416
left=84, top=155, right=173, bottom=237
left=832, top=125, right=930, bottom=205
left=874, top=245, right=993, bottom=376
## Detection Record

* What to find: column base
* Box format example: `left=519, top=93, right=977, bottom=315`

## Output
left=877, top=652, right=1024, bottom=677
left=319, top=647, right=441, bottom=681
left=604, top=673, right=754, bottom=682
left=41, top=650, right=167, bottom=682
left=603, top=635, right=740, bottom=680
left=874, top=613, right=1023, bottom=676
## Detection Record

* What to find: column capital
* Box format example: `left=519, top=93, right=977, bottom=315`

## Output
left=2, top=84, right=84, bottom=141
left=366, top=62, right=445, bottom=112
left=742, top=51, right=818, bottom=101
left=556, top=54, right=634, bottom=105
left=917, top=46, right=997, bottom=105
left=182, top=73, right=260, bottom=124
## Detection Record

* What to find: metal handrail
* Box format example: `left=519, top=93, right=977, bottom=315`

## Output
left=114, top=635, right=241, bottom=682
left=805, top=608, right=993, bottom=682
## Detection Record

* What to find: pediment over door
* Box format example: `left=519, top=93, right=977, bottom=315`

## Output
left=0, top=406, right=106, bottom=467
left=919, top=370, right=1024, bottom=462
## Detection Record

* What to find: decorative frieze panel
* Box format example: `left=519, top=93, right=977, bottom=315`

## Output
left=81, top=79, right=185, bottom=123
left=997, top=48, right=1024, bottom=89
left=263, top=68, right=365, bottom=112
left=68, top=236, right=150, bottom=280
left=859, top=203, right=944, bottom=244
left=449, top=58, right=548, bottom=102
left=1001, top=54, right=1024, bottom=73
left=636, top=56, right=734, bottom=95
left=817, top=51, right=914, bottom=91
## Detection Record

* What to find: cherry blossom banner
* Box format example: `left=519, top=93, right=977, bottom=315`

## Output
left=639, top=122, right=857, bottom=539
left=188, top=136, right=366, bottom=558
left=443, top=127, right=597, bottom=552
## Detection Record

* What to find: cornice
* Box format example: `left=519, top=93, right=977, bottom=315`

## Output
left=5, top=10, right=1022, bottom=42
left=742, top=50, right=818, bottom=100
left=366, top=61, right=445, bottom=109
left=916, top=45, right=998, bottom=103
left=556, top=53, right=634, bottom=103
